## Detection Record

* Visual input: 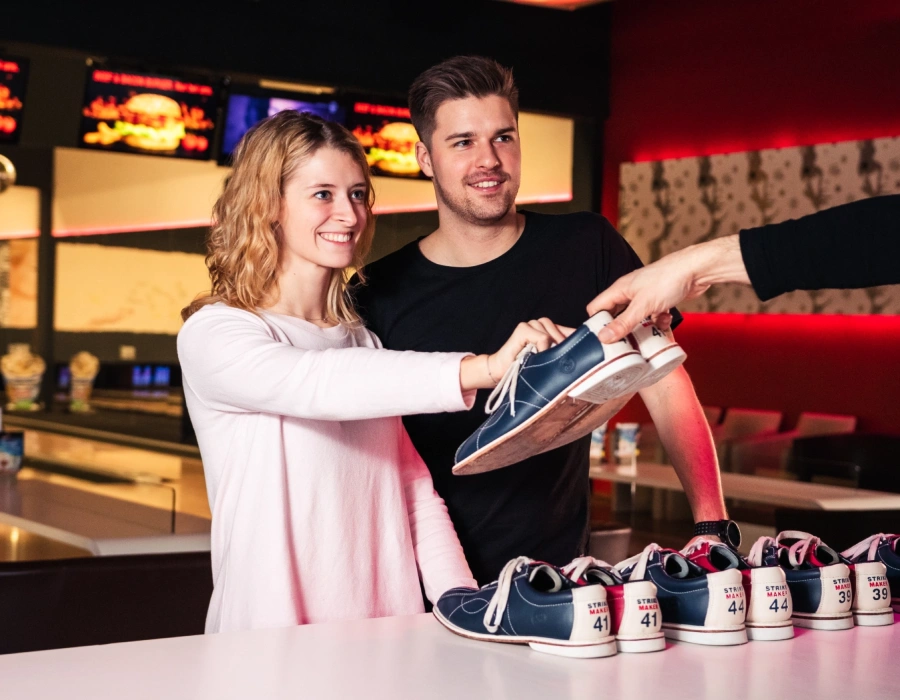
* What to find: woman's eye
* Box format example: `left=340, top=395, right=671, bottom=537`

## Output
left=351, top=190, right=366, bottom=201
left=314, top=191, right=331, bottom=200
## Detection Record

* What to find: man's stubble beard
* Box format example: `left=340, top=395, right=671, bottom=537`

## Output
left=432, top=173, right=518, bottom=227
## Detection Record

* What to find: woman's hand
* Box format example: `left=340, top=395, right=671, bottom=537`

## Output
left=459, top=318, right=573, bottom=391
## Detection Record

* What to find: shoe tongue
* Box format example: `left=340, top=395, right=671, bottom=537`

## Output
left=761, top=544, right=779, bottom=567
left=809, top=543, right=841, bottom=566
left=528, top=563, right=565, bottom=593
left=887, top=534, right=900, bottom=554
left=684, top=541, right=741, bottom=572
left=580, top=565, right=620, bottom=587
left=663, top=551, right=694, bottom=579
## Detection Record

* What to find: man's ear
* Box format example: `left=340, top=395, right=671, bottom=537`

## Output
left=416, top=141, right=433, bottom=178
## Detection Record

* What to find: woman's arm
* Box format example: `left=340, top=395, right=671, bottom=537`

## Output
left=398, top=427, right=477, bottom=599
left=178, top=308, right=473, bottom=421
left=179, top=308, right=571, bottom=422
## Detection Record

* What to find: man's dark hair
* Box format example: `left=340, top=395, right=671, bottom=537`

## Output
left=408, top=56, right=519, bottom=147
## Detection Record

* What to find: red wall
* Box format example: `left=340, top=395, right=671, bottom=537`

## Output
left=604, top=0, right=900, bottom=435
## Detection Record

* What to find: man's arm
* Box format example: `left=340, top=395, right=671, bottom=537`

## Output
left=638, top=363, right=727, bottom=524
left=589, top=195, right=900, bottom=343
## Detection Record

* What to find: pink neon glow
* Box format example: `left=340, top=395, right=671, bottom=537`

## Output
left=52, top=219, right=213, bottom=237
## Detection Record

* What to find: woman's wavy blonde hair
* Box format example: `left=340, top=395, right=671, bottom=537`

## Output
left=181, top=110, right=375, bottom=324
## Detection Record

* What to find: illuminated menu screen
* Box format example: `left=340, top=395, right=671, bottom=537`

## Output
left=347, top=101, right=423, bottom=178
left=220, top=91, right=345, bottom=163
left=79, top=68, right=218, bottom=159
left=0, top=56, right=28, bottom=144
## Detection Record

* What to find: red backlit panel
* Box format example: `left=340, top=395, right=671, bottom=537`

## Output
left=0, top=56, right=28, bottom=144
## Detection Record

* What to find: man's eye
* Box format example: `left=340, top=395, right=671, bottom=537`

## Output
left=496, top=135, right=513, bottom=143
left=454, top=140, right=471, bottom=148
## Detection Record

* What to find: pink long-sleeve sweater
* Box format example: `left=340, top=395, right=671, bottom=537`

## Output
left=177, top=303, right=478, bottom=633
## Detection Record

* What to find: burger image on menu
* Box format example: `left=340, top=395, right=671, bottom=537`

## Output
left=80, top=69, right=217, bottom=159
left=349, top=102, right=424, bottom=178
left=83, top=93, right=213, bottom=153
left=116, top=94, right=185, bottom=151
left=359, top=122, right=420, bottom=176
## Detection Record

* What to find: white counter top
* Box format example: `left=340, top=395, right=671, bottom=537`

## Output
left=590, top=462, right=900, bottom=510
left=1, top=612, right=897, bottom=700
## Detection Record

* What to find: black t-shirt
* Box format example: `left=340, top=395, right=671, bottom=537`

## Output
left=354, top=210, right=667, bottom=584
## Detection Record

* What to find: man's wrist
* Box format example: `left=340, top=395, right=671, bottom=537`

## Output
left=692, top=235, right=751, bottom=287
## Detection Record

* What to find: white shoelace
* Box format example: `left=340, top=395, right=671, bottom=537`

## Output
left=484, top=345, right=537, bottom=417
left=775, top=531, right=822, bottom=568
left=746, top=536, right=779, bottom=567
left=561, top=556, right=615, bottom=582
left=841, top=533, right=888, bottom=561
left=483, top=556, right=533, bottom=633
left=616, top=544, right=662, bottom=581
left=680, top=538, right=720, bottom=557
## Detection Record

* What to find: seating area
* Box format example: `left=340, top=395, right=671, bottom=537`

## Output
left=635, top=407, right=861, bottom=480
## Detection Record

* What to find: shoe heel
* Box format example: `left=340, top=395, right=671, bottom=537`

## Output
left=647, top=344, right=687, bottom=376
left=853, top=610, right=895, bottom=626
left=791, top=613, right=854, bottom=630
left=745, top=623, right=795, bottom=641
left=663, top=625, right=748, bottom=646
left=615, top=635, right=666, bottom=653
left=528, top=637, right=617, bottom=658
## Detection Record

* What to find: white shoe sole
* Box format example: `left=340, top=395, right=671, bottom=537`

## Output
left=852, top=609, right=895, bottom=626
left=453, top=350, right=644, bottom=475
left=529, top=640, right=618, bottom=658
left=615, top=634, right=666, bottom=653
left=631, top=344, right=687, bottom=391
left=662, top=623, right=748, bottom=646
left=432, top=609, right=617, bottom=658
left=568, top=352, right=648, bottom=403
left=746, top=622, right=795, bottom=641
left=792, top=612, right=854, bottom=630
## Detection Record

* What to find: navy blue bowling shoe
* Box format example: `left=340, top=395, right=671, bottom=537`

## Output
left=616, top=544, right=748, bottom=646
left=775, top=531, right=854, bottom=630
left=454, top=311, right=648, bottom=474
left=433, top=556, right=617, bottom=658
left=842, top=533, right=899, bottom=618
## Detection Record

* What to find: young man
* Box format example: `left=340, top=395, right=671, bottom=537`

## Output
left=355, top=56, right=728, bottom=585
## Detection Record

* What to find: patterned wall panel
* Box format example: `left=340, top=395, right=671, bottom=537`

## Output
left=0, top=239, right=38, bottom=329
left=619, top=136, right=900, bottom=314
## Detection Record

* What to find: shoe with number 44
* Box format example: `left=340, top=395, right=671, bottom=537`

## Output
left=617, top=544, right=748, bottom=646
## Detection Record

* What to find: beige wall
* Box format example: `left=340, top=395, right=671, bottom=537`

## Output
left=0, top=185, right=40, bottom=239
left=54, top=243, right=208, bottom=334
left=52, top=111, right=573, bottom=233
left=53, top=149, right=228, bottom=235
left=2, top=112, right=574, bottom=335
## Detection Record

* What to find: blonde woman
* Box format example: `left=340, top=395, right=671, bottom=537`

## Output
left=178, top=111, right=566, bottom=633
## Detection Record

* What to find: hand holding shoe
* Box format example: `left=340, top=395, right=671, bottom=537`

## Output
left=459, top=318, right=573, bottom=391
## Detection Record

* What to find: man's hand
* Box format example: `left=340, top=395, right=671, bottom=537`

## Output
left=587, top=247, right=710, bottom=343
left=587, top=236, right=749, bottom=343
